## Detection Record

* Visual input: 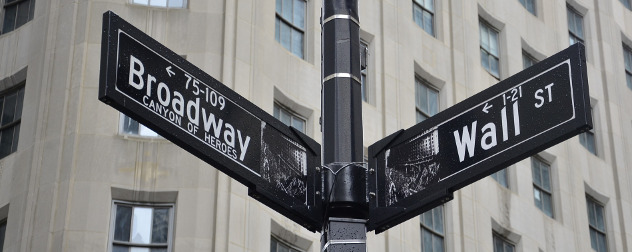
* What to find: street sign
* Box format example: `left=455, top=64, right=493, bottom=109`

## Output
left=367, top=43, right=592, bottom=233
left=98, top=11, right=322, bottom=231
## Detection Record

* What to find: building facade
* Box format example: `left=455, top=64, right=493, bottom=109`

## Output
left=0, top=0, right=632, bottom=251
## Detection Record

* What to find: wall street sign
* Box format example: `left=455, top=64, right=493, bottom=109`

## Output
left=367, top=43, right=592, bottom=233
left=99, top=11, right=322, bottom=231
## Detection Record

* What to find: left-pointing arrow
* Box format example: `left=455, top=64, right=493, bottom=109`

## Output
left=166, top=66, right=175, bottom=77
left=482, top=102, right=492, bottom=113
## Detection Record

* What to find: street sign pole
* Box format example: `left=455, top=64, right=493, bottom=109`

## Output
left=320, top=0, right=367, bottom=251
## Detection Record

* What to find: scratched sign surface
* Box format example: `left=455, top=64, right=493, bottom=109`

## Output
left=367, top=43, right=592, bottom=233
left=99, top=11, right=322, bottom=231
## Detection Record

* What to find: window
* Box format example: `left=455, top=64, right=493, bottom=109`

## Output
left=412, top=0, right=434, bottom=36
left=361, top=41, right=369, bottom=102
left=624, top=45, right=632, bottom=90
left=586, top=196, right=607, bottom=252
left=620, top=0, right=631, bottom=10
left=110, top=201, right=174, bottom=252
left=519, top=0, right=536, bottom=15
left=130, top=0, right=187, bottom=8
left=579, top=108, right=596, bottom=155
left=532, top=157, right=553, bottom=218
left=480, top=20, right=500, bottom=78
left=273, top=103, right=306, bottom=133
left=491, top=168, right=508, bottom=188
left=275, top=0, right=305, bottom=59
left=120, top=114, right=159, bottom=138
left=270, top=236, right=303, bottom=252
left=493, top=233, right=515, bottom=252
left=0, top=219, right=5, bottom=252
left=0, top=85, right=24, bottom=159
left=1, top=0, right=35, bottom=34
left=415, top=77, right=439, bottom=123
left=523, top=51, right=537, bottom=69
left=567, top=6, right=584, bottom=45
left=421, top=205, right=444, bottom=252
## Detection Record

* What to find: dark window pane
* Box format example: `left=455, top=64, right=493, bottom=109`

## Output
left=29, top=0, right=35, bottom=19
left=15, top=88, right=24, bottom=120
left=291, top=29, right=303, bottom=59
left=534, top=188, right=542, bottom=209
left=1, top=93, right=17, bottom=126
left=423, top=11, right=433, bottom=35
left=422, top=228, right=432, bottom=252
left=151, top=248, right=168, bottom=252
left=114, top=205, right=132, bottom=242
left=11, top=124, right=19, bottom=153
left=0, top=221, right=6, bottom=252
left=542, top=192, right=553, bottom=217
left=122, top=116, right=140, bottom=135
left=433, top=206, right=443, bottom=233
left=433, top=234, right=443, bottom=252
left=16, top=1, right=30, bottom=27
left=2, top=6, right=17, bottom=34
left=112, top=245, right=129, bottom=252
left=280, top=22, right=291, bottom=51
left=0, top=127, right=15, bottom=158
left=413, top=5, right=423, bottom=28
left=590, top=229, right=598, bottom=250
left=423, top=210, right=432, bottom=227
left=597, top=233, right=607, bottom=252
left=151, top=208, right=169, bottom=243
left=481, top=49, right=490, bottom=71
left=293, top=0, right=305, bottom=30
left=282, top=0, right=292, bottom=22
left=270, top=238, right=277, bottom=252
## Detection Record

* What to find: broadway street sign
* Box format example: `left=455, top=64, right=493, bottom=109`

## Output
left=99, top=11, right=322, bottom=231
left=367, top=43, right=592, bottom=233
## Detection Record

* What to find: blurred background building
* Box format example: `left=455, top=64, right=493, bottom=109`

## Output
left=0, top=0, right=631, bottom=251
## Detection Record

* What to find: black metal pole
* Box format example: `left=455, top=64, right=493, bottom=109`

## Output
left=321, top=0, right=367, bottom=251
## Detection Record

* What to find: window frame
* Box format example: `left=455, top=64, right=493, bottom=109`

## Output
left=479, top=20, right=501, bottom=79
left=412, top=0, right=435, bottom=37
left=109, top=200, right=175, bottom=252
left=532, top=157, right=554, bottom=218
left=129, top=0, right=188, bottom=8
left=567, top=5, right=585, bottom=45
left=420, top=205, right=445, bottom=252
left=119, top=113, right=161, bottom=138
left=522, top=51, right=538, bottom=70
left=491, top=168, right=509, bottom=188
left=360, top=40, right=369, bottom=103
left=275, top=0, right=306, bottom=59
left=493, top=232, right=515, bottom=252
left=1, top=0, right=35, bottom=35
left=0, top=83, right=25, bottom=159
left=415, top=76, right=440, bottom=123
left=518, top=0, right=536, bottom=15
left=586, top=196, right=608, bottom=252
left=579, top=106, right=597, bottom=155
left=270, top=235, right=304, bottom=252
left=273, top=102, right=307, bottom=133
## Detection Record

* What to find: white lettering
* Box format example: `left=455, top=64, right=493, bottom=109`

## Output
left=454, top=121, right=477, bottom=162
left=481, top=123, right=497, bottom=150
left=238, top=130, right=251, bottom=161
left=187, top=97, right=200, bottom=126
left=129, top=56, right=145, bottom=89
